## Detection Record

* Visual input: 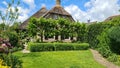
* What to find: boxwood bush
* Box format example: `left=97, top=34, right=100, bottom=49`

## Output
left=28, top=43, right=89, bottom=52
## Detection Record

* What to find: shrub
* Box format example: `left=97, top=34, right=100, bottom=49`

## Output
left=29, top=43, right=55, bottom=52
left=0, top=59, right=9, bottom=68
left=28, top=43, right=89, bottom=52
left=87, top=23, right=105, bottom=48
left=11, top=47, right=23, bottom=52
left=97, top=26, right=120, bottom=62
left=107, top=54, right=119, bottom=62
left=2, top=31, right=19, bottom=47
left=8, top=32, right=19, bottom=47
left=108, top=26, right=120, bottom=54
left=74, top=43, right=89, bottom=50
left=0, top=54, right=22, bottom=68
left=98, top=26, right=120, bottom=55
left=55, top=43, right=74, bottom=51
left=97, top=30, right=112, bottom=58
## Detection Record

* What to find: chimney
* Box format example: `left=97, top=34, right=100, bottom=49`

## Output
left=56, top=0, right=61, bottom=6
left=87, top=19, right=90, bottom=23
left=41, top=4, right=46, bottom=9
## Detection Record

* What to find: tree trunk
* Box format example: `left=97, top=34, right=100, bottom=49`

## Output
left=40, top=31, right=44, bottom=42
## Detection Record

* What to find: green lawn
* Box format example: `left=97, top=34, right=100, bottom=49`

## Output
left=14, top=50, right=105, bottom=68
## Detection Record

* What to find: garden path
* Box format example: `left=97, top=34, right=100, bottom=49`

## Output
left=90, top=49, right=120, bottom=68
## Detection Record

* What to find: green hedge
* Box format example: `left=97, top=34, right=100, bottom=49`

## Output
left=28, top=43, right=55, bottom=52
left=28, top=43, right=89, bottom=52
left=55, top=43, right=74, bottom=51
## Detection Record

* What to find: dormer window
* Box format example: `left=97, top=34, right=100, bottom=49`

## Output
left=54, top=15, right=58, bottom=19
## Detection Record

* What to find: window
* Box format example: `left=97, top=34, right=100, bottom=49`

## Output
left=53, top=15, right=58, bottom=19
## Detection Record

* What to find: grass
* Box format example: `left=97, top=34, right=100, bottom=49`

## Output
left=14, top=50, right=105, bottom=68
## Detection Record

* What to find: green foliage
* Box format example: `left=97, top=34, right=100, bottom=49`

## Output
left=97, top=30, right=112, bottom=58
left=57, top=18, right=71, bottom=37
left=74, top=43, right=90, bottom=50
left=27, top=17, right=38, bottom=37
left=105, top=16, right=120, bottom=26
left=28, top=43, right=89, bottom=52
left=87, top=23, right=105, bottom=48
left=76, top=23, right=87, bottom=42
left=27, top=17, right=87, bottom=42
left=0, top=54, right=22, bottom=68
left=1, top=31, right=19, bottom=47
left=55, top=43, right=74, bottom=51
left=108, top=26, right=120, bottom=54
left=7, top=32, right=19, bottom=47
left=107, top=54, right=119, bottom=62
left=0, top=59, right=9, bottom=68
left=29, top=43, right=54, bottom=52
left=97, top=26, right=120, bottom=62
left=12, top=47, right=23, bottom=52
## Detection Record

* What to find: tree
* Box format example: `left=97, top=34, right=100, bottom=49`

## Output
left=28, top=17, right=48, bottom=42
left=0, top=0, right=20, bottom=46
left=0, top=0, right=20, bottom=30
left=44, top=18, right=56, bottom=39
left=27, top=17, right=38, bottom=37
left=57, top=18, right=71, bottom=40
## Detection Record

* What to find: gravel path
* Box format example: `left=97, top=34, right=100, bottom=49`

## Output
left=90, top=49, right=120, bottom=68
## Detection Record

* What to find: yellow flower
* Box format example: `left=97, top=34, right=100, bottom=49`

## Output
left=0, top=59, right=10, bottom=68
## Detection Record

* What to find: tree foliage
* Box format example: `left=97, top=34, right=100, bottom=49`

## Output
left=0, top=0, right=20, bottom=29
left=27, top=17, right=87, bottom=42
left=87, top=23, right=105, bottom=48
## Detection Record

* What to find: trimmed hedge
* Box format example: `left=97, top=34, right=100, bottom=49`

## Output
left=55, top=43, right=74, bottom=51
left=28, top=43, right=89, bottom=52
left=28, top=43, right=55, bottom=52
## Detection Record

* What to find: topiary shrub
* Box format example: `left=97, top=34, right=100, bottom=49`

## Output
left=28, top=43, right=89, bottom=52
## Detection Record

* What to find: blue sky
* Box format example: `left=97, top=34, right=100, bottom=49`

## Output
left=0, top=0, right=120, bottom=22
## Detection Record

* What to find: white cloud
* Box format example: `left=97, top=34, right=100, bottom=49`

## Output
left=65, top=0, right=120, bottom=22
left=17, top=6, right=30, bottom=22
left=22, top=0, right=36, bottom=9
left=84, top=2, right=91, bottom=8
left=17, top=0, right=36, bottom=22
left=41, top=3, right=46, bottom=7
left=2, top=1, right=7, bottom=6
left=0, top=1, right=31, bottom=22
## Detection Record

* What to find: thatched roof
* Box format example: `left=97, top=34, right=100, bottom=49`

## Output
left=104, top=14, right=120, bottom=21
left=43, top=6, right=74, bottom=21
left=19, top=7, right=48, bottom=29
left=46, top=6, right=71, bottom=16
left=19, top=0, right=75, bottom=29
